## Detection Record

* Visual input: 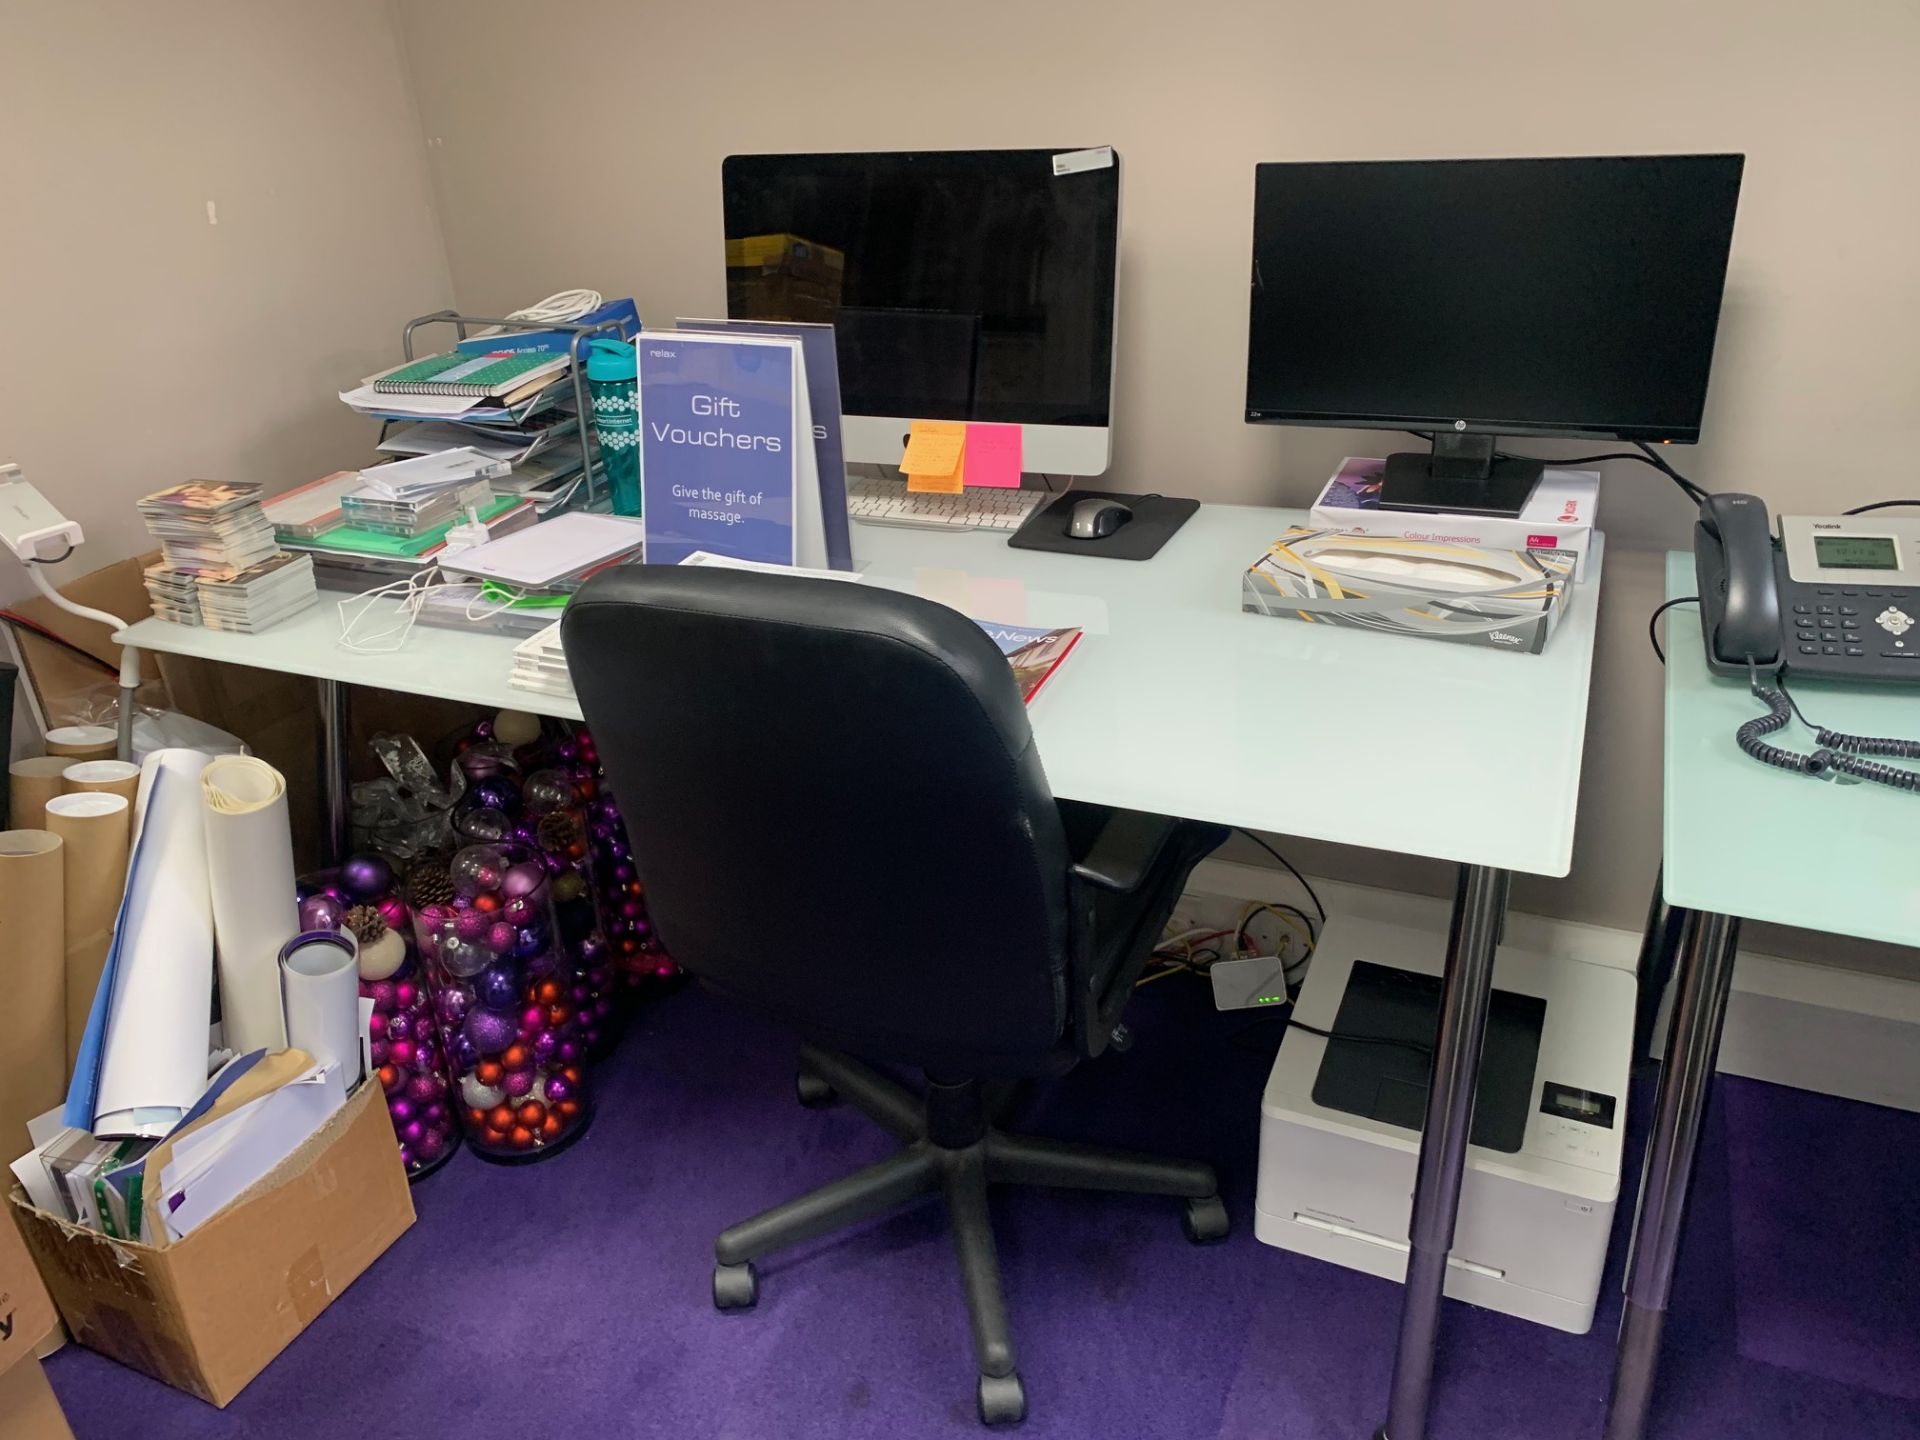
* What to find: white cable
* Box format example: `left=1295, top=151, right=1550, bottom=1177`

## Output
left=506, top=289, right=603, bottom=325
left=337, top=567, right=445, bottom=654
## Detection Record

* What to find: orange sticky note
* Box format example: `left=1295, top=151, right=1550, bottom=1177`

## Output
left=962, top=423, right=1023, bottom=488
left=900, top=420, right=966, bottom=477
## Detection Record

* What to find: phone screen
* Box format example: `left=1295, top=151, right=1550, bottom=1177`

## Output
left=1813, top=534, right=1901, bottom=570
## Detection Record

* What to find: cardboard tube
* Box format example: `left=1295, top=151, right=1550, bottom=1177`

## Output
left=45, top=793, right=133, bottom=1068
left=45, top=726, right=116, bottom=761
left=9, top=758, right=72, bottom=830
left=63, top=759, right=141, bottom=807
left=0, top=830, right=66, bottom=1156
left=280, top=930, right=364, bottom=1089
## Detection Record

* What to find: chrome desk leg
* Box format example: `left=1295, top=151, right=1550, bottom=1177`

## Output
left=1603, top=908, right=1741, bottom=1440
left=318, top=677, right=351, bottom=861
left=1375, top=863, right=1509, bottom=1440
left=1632, top=865, right=1688, bottom=1065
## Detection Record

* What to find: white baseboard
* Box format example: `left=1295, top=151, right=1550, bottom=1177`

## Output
left=1185, top=858, right=1920, bottom=1115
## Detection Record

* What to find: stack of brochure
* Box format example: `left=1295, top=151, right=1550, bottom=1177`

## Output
left=508, top=621, right=574, bottom=699
left=138, top=482, right=318, bottom=631
left=194, top=553, right=319, bottom=633
left=137, top=481, right=281, bottom=577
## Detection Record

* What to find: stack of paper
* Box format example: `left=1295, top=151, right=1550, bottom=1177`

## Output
left=509, top=621, right=574, bottom=698
left=358, top=447, right=511, bottom=502
left=440, top=511, right=645, bottom=589
left=137, top=482, right=281, bottom=577
left=142, top=563, right=203, bottom=625
left=195, top=552, right=318, bottom=633
left=375, top=415, right=579, bottom=465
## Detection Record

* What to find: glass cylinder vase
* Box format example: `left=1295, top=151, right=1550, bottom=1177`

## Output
left=415, top=840, right=593, bottom=1161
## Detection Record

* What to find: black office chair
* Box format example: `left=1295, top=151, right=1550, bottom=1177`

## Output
left=563, top=566, right=1230, bottom=1426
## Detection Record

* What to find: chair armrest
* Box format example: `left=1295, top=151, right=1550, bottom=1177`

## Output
left=1068, top=807, right=1178, bottom=894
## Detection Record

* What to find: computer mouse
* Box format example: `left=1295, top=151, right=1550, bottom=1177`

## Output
left=1069, top=498, right=1133, bottom=540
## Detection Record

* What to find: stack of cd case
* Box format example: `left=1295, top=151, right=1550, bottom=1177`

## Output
left=339, top=479, right=492, bottom=537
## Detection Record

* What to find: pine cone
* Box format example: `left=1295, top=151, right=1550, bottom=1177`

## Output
left=344, top=905, right=387, bottom=945
left=537, top=811, right=580, bottom=854
left=405, top=863, right=454, bottom=909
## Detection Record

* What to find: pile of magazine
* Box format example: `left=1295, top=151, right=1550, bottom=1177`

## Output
left=137, top=481, right=318, bottom=632
left=508, top=620, right=573, bottom=699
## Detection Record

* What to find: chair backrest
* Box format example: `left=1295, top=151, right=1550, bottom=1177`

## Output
left=562, top=566, right=1074, bottom=1069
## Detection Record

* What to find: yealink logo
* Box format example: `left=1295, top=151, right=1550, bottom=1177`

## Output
left=1489, top=631, right=1523, bottom=647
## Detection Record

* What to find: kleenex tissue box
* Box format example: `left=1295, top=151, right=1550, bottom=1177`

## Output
left=1243, top=529, right=1575, bottom=654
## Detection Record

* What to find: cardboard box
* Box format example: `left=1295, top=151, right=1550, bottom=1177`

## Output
left=8, top=1081, right=413, bottom=1407
left=1243, top=528, right=1576, bottom=654
left=1311, top=456, right=1599, bottom=580
left=2, top=1182, right=73, bottom=1440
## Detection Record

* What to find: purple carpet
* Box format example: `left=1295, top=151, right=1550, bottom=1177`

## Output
left=43, top=979, right=1920, bottom=1439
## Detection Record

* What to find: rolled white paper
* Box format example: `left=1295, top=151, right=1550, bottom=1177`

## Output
left=201, top=756, right=300, bottom=1054
left=280, top=930, right=364, bottom=1090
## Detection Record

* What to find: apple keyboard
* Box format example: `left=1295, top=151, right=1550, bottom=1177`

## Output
left=845, top=476, right=1046, bottom=532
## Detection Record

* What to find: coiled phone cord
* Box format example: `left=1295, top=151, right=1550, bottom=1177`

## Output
left=1740, top=662, right=1920, bottom=792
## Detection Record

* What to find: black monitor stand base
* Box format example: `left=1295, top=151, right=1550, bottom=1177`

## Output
left=1377, top=435, right=1544, bottom=517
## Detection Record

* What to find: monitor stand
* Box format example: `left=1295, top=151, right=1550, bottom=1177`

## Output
left=1377, top=433, right=1544, bottom=517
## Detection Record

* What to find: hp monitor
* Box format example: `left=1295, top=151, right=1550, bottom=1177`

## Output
left=1245, top=154, right=1744, bottom=514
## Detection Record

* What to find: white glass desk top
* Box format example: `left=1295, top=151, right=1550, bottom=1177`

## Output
left=1662, top=550, right=1920, bottom=946
left=854, top=503, right=1603, bottom=877
left=117, top=504, right=1604, bottom=875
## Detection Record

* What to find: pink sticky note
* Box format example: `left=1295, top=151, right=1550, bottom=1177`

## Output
left=962, top=423, right=1023, bottom=488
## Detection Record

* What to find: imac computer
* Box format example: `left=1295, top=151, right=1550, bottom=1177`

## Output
left=721, top=148, right=1122, bottom=479
left=1245, top=154, right=1744, bottom=515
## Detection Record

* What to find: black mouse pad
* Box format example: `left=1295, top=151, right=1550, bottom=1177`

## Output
left=1006, top=489, right=1200, bottom=560
left=1310, top=960, right=1546, bottom=1154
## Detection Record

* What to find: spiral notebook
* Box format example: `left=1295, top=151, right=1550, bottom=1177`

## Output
left=372, top=350, right=568, bottom=397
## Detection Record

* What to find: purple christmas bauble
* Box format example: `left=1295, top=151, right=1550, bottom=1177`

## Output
left=377, top=894, right=411, bottom=932
left=368, top=1010, right=389, bottom=1040
left=437, top=987, right=471, bottom=1025
left=501, top=861, right=546, bottom=899
left=453, top=1035, right=479, bottom=1070
left=369, top=980, right=397, bottom=1010
left=342, top=853, right=393, bottom=901
left=389, top=1039, right=416, bottom=1069
left=544, top=1074, right=575, bottom=1105
left=513, top=822, right=541, bottom=848
left=406, top=1072, right=440, bottom=1105
left=416, top=1129, right=449, bottom=1163
left=475, top=965, right=520, bottom=1012
left=369, top=1039, right=390, bottom=1068
left=487, top=922, right=517, bottom=955
left=503, top=895, right=534, bottom=926
left=299, top=893, right=346, bottom=933
left=396, top=980, right=418, bottom=1008
left=502, top=1069, right=535, bottom=1099
left=512, top=925, right=549, bottom=960
left=389, top=1097, right=415, bottom=1124
left=469, top=777, right=523, bottom=816
left=558, top=1039, right=581, bottom=1064
left=463, top=1006, right=517, bottom=1056
left=532, top=1030, right=558, bottom=1062
left=402, top=1119, right=425, bottom=1146
left=426, top=1101, right=447, bottom=1124
left=384, top=1010, right=413, bottom=1042
left=453, top=908, right=490, bottom=943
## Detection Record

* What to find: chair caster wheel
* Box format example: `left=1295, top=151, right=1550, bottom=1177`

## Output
left=1181, top=1193, right=1230, bottom=1245
left=712, top=1261, right=758, bottom=1311
left=976, top=1371, right=1027, bottom=1426
left=795, top=1069, right=839, bottom=1109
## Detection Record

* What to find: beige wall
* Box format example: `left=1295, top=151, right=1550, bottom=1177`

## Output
left=392, top=0, right=1920, bottom=968
left=0, top=0, right=455, bottom=601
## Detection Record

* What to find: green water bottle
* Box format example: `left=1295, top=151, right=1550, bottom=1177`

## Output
left=586, top=339, right=640, bottom=516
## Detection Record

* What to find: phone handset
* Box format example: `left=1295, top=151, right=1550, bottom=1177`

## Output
left=1695, top=492, right=1781, bottom=671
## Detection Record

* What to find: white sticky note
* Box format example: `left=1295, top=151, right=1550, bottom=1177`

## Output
left=1052, top=146, right=1114, bottom=176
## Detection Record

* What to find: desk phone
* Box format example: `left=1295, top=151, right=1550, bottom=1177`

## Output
left=1696, top=496, right=1920, bottom=682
